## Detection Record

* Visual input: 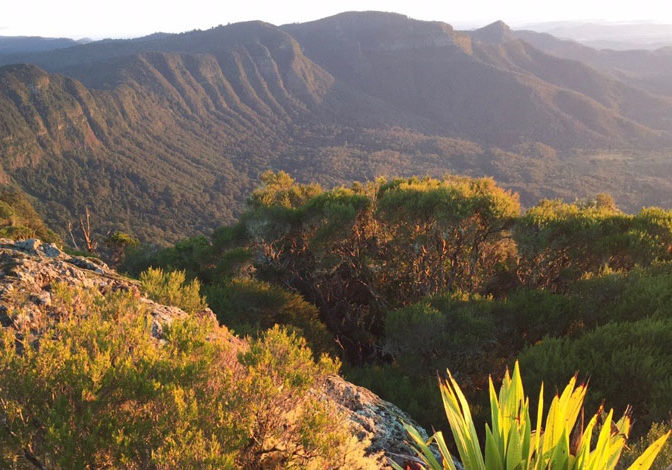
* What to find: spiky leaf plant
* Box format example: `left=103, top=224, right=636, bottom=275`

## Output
left=396, top=362, right=669, bottom=470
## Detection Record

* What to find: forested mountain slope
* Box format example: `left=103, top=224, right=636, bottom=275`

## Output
left=0, top=21, right=448, bottom=242
left=515, top=28, right=672, bottom=97
left=0, top=24, right=367, bottom=241
left=283, top=12, right=672, bottom=147
left=2, top=13, right=672, bottom=243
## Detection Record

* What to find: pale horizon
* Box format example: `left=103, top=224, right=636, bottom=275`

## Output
left=2, top=0, right=672, bottom=40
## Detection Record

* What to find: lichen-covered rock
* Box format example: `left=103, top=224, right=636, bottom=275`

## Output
left=0, top=238, right=429, bottom=468
left=0, top=238, right=218, bottom=343
left=320, top=375, right=434, bottom=468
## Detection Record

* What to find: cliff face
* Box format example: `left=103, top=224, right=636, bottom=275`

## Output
left=0, top=238, right=430, bottom=468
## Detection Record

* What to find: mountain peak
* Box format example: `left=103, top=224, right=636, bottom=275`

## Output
left=486, top=20, right=511, bottom=30
left=470, top=20, right=515, bottom=44
left=293, top=10, right=413, bottom=26
left=283, top=10, right=457, bottom=54
left=284, top=10, right=454, bottom=34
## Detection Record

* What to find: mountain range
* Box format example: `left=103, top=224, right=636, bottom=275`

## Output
left=2, top=11, right=672, bottom=242
left=0, top=35, right=88, bottom=55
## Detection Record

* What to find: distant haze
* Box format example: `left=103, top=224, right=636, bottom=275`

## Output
left=3, top=0, right=672, bottom=39
left=522, top=21, right=672, bottom=50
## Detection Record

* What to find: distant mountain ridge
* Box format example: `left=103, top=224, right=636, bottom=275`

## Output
left=2, top=12, right=672, bottom=242
left=520, top=21, right=672, bottom=50
left=514, top=29, right=672, bottom=96
left=0, top=35, right=87, bottom=55
left=284, top=13, right=672, bottom=147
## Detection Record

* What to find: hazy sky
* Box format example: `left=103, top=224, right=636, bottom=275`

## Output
left=3, top=0, right=672, bottom=39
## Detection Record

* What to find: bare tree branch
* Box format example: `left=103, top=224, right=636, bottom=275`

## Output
left=78, top=207, right=97, bottom=253
left=66, top=222, right=80, bottom=250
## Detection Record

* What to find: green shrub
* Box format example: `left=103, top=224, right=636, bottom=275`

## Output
left=519, top=318, right=672, bottom=435
left=204, top=278, right=333, bottom=355
left=122, top=236, right=215, bottom=281
left=341, top=293, right=498, bottom=434
left=0, top=284, right=374, bottom=469
left=493, top=264, right=672, bottom=348
left=620, top=422, right=672, bottom=470
left=139, top=267, right=207, bottom=314
left=0, top=225, right=35, bottom=240
left=567, top=265, right=672, bottom=326
left=0, top=284, right=239, bottom=469
left=491, top=288, right=581, bottom=346
left=384, top=293, right=496, bottom=375
left=0, top=201, right=15, bottom=220
left=235, top=326, right=374, bottom=469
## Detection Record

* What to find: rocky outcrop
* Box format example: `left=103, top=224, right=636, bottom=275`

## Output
left=321, top=375, right=433, bottom=468
left=0, top=238, right=431, bottom=468
left=0, top=238, right=219, bottom=342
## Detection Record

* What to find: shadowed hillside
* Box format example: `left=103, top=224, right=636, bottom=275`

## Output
left=515, top=29, right=672, bottom=97
left=284, top=12, right=672, bottom=148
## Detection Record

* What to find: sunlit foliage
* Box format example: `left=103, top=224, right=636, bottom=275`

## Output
left=0, top=284, right=373, bottom=469
left=399, top=362, right=670, bottom=470
left=122, top=174, right=672, bottom=448
left=140, top=267, right=207, bottom=314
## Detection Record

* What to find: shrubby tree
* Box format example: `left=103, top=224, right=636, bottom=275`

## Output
left=376, top=176, right=519, bottom=296
left=515, top=199, right=672, bottom=290
left=104, top=231, right=139, bottom=265
left=248, top=170, right=322, bottom=210
left=223, top=173, right=519, bottom=363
